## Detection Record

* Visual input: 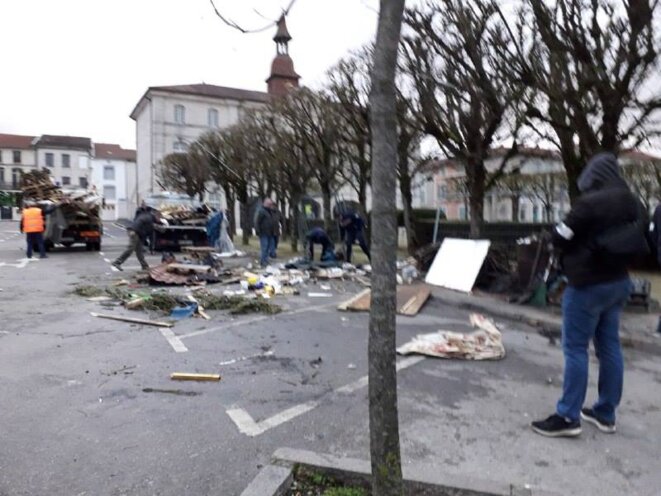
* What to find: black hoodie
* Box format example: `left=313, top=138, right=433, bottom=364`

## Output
left=552, top=152, right=641, bottom=287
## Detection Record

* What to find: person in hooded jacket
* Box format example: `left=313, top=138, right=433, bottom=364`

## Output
left=532, top=152, right=643, bottom=438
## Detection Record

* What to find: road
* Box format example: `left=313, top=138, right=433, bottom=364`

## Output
left=1, top=221, right=660, bottom=496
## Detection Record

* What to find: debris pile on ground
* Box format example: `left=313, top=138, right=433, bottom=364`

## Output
left=156, top=203, right=209, bottom=226
left=397, top=313, right=506, bottom=360
left=73, top=284, right=282, bottom=318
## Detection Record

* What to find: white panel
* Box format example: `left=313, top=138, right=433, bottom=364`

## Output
left=425, top=238, right=491, bottom=293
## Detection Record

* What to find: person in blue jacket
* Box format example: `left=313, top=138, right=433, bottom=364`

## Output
left=306, top=227, right=336, bottom=262
left=339, top=211, right=370, bottom=264
left=206, top=210, right=223, bottom=249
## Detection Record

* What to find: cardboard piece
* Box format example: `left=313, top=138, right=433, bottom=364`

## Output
left=337, top=285, right=431, bottom=316
left=425, top=238, right=491, bottom=292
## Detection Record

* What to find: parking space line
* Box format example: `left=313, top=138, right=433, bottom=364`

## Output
left=226, top=355, right=426, bottom=436
left=159, top=328, right=188, bottom=353
left=227, top=400, right=320, bottom=437
left=179, top=302, right=338, bottom=340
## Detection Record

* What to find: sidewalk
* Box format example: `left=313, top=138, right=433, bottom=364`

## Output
left=431, top=286, right=661, bottom=355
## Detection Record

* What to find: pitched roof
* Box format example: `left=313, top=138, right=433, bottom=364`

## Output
left=130, top=83, right=271, bottom=119
left=0, top=133, right=36, bottom=149
left=94, top=143, right=136, bottom=162
left=34, top=135, right=92, bottom=151
left=274, top=15, right=292, bottom=42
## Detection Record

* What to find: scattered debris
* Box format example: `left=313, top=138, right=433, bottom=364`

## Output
left=219, top=350, right=274, bottom=366
left=100, top=365, right=137, bottom=376
left=170, top=372, right=221, bottom=382
left=86, top=296, right=114, bottom=302
left=396, top=313, right=505, bottom=360
left=142, top=388, right=201, bottom=396
left=90, top=312, right=173, bottom=328
left=308, top=292, right=333, bottom=298
left=73, top=285, right=106, bottom=298
left=347, top=363, right=357, bottom=370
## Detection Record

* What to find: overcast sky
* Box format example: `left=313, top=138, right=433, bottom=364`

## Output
left=0, top=0, right=380, bottom=149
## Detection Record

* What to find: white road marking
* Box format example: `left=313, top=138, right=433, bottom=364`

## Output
left=0, top=258, right=39, bottom=269
left=336, top=356, right=424, bottom=394
left=99, top=252, right=105, bottom=256
left=159, top=328, right=188, bottom=353
left=219, top=350, right=274, bottom=366
left=103, top=258, right=111, bottom=263
left=179, top=302, right=337, bottom=340
left=227, top=401, right=320, bottom=437
left=227, top=355, right=426, bottom=436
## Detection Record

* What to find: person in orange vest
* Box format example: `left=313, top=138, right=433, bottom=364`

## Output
left=20, top=200, right=47, bottom=259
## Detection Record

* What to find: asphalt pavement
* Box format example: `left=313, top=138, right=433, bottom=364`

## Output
left=1, top=221, right=660, bottom=496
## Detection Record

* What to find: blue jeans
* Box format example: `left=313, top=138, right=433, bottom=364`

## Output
left=26, top=232, right=46, bottom=258
left=259, top=235, right=275, bottom=266
left=556, top=278, right=632, bottom=422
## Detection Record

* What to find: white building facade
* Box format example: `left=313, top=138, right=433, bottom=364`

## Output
left=91, top=143, right=137, bottom=221
left=33, top=135, right=93, bottom=190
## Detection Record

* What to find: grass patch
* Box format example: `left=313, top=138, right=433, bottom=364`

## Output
left=288, top=466, right=369, bottom=496
left=72, top=285, right=106, bottom=297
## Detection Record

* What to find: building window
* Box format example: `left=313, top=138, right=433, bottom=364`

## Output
left=174, top=104, right=186, bottom=124
left=173, top=140, right=187, bottom=153
left=0, top=151, right=3, bottom=163
left=0, top=167, right=4, bottom=184
left=103, top=185, right=116, bottom=201
left=45, top=153, right=54, bottom=167
left=79, top=177, right=88, bottom=188
left=103, top=165, right=115, bottom=180
left=459, top=205, right=467, bottom=220
left=62, top=176, right=71, bottom=186
left=12, top=150, right=21, bottom=164
left=12, top=169, right=21, bottom=188
left=208, top=108, right=219, bottom=128
left=62, top=154, right=71, bottom=168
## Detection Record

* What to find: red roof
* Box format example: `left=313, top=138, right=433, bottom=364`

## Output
left=0, top=133, right=36, bottom=149
left=95, top=143, right=136, bottom=162
left=130, top=83, right=271, bottom=119
left=620, top=149, right=661, bottom=162
left=35, top=135, right=92, bottom=151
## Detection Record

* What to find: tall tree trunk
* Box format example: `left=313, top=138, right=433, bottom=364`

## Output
left=290, top=197, right=301, bottom=252
left=511, top=194, right=520, bottom=223
left=368, top=1, right=406, bottom=495
left=467, top=164, right=486, bottom=239
left=321, top=184, right=333, bottom=233
left=224, top=186, right=236, bottom=239
left=237, top=185, right=250, bottom=246
left=399, top=173, right=416, bottom=254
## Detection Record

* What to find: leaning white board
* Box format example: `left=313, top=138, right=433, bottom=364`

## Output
left=425, top=238, right=491, bottom=293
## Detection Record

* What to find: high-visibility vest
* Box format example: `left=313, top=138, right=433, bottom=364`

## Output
left=22, top=207, right=44, bottom=233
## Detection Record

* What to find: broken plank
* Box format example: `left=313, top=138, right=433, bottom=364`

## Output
left=398, top=285, right=431, bottom=316
left=170, top=372, right=221, bottom=382
left=166, top=263, right=213, bottom=273
left=337, top=288, right=371, bottom=312
left=90, top=312, right=173, bottom=328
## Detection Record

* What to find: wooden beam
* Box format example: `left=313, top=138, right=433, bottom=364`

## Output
left=90, top=312, right=173, bottom=328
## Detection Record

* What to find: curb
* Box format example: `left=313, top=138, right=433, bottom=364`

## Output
left=259, top=447, right=563, bottom=496
left=431, top=288, right=661, bottom=356
left=239, top=462, right=293, bottom=496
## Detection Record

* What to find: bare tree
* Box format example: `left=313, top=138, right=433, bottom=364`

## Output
left=402, top=0, right=527, bottom=237
left=158, top=148, right=210, bottom=201
left=502, top=0, right=661, bottom=201
left=327, top=49, right=373, bottom=212
left=368, top=0, right=406, bottom=494
left=277, top=87, right=345, bottom=231
left=622, top=156, right=661, bottom=211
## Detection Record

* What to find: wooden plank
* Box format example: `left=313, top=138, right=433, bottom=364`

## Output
left=170, top=372, right=221, bottom=382
left=182, top=246, right=217, bottom=253
left=337, top=288, right=372, bottom=312
left=90, top=312, right=173, bottom=328
left=337, top=285, right=431, bottom=316
left=398, top=285, right=431, bottom=316
left=166, top=263, right=212, bottom=274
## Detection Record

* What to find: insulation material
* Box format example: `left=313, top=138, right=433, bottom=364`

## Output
left=425, top=238, right=491, bottom=292
left=396, top=313, right=505, bottom=360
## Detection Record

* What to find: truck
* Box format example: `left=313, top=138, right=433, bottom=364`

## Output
left=21, top=170, right=103, bottom=251
left=143, top=193, right=209, bottom=251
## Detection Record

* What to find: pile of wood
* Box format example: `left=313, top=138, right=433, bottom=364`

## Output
left=158, top=204, right=208, bottom=224
left=21, top=170, right=100, bottom=218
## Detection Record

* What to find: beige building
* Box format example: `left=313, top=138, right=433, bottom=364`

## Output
left=0, top=133, right=37, bottom=191
left=130, top=16, right=300, bottom=205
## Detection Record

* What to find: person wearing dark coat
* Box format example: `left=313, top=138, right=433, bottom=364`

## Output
left=255, top=199, right=276, bottom=267
left=651, top=203, right=661, bottom=333
left=306, top=227, right=336, bottom=262
left=532, top=152, right=645, bottom=438
left=339, top=211, right=370, bottom=264
left=113, top=209, right=159, bottom=271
